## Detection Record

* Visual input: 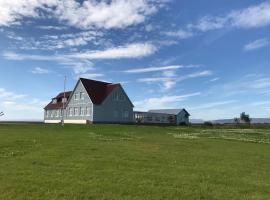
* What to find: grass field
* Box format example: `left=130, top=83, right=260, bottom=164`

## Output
left=0, top=124, right=270, bottom=200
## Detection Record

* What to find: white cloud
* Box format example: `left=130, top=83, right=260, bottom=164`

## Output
left=31, top=67, right=51, bottom=74
left=182, top=2, right=270, bottom=35
left=138, top=70, right=212, bottom=90
left=164, top=29, right=194, bottom=39
left=229, top=2, right=270, bottom=28
left=69, top=43, right=157, bottom=59
left=0, top=88, right=27, bottom=99
left=124, top=65, right=183, bottom=73
left=3, top=42, right=156, bottom=75
left=38, top=25, right=67, bottom=30
left=134, top=92, right=201, bottom=111
left=209, top=77, right=220, bottom=82
left=78, top=73, right=104, bottom=80
left=244, top=38, right=270, bottom=51
left=0, top=0, right=166, bottom=29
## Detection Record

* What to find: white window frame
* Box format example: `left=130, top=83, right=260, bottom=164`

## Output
left=86, top=107, right=91, bottom=116
left=74, top=107, right=79, bottom=116
left=69, top=108, right=73, bottom=116
left=80, top=92, right=84, bottom=100
left=80, top=107, right=85, bottom=116
left=74, top=93, right=79, bottom=100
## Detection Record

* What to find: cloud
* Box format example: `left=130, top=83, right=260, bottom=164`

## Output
left=244, top=38, right=270, bottom=51
left=134, top=92, right=201, bottom=111
left=69, top=43, right=157, bottom=59
left=124, top=65, right=183, bottom=73
left=30, top=67, right=51, bottom=74
left=0, top=0, right=166, bottom=29
left=38, top=25, right=67, bottom=30
left=164, top=29, right=194, bottom=39
left=138, top=70, right=212, bottom=90
left=0, top=88, right=27, bottom=99
left=209, top=77, right=220, bottom=82
left=177, top=2, right=270, bottom=37
left=77, top=73, right=104, bottom=80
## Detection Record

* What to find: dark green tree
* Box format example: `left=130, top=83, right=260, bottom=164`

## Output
left=240, top=112, right=251, bottom=124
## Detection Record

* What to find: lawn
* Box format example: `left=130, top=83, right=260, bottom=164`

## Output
left=0, top=124, right=270, bottom=200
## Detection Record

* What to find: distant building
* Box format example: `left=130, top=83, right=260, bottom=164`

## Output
left=44, top=78, right=134, bottom=124
left=134, top=109, right=190, bottom=125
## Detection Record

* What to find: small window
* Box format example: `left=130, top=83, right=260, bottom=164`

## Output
left=80, top=107, right=85, bottom=116
left=62, top=98, right=67, bottom=103
left=74, top=107, right=79, bottom=116
left=52, top=99, right=57, bottom=104
left=46, top=110, right=49, bottom=118
left=69, top=108, right=73, bottom=116
left=119, top=94, right=125, bottom=101
left=55, top=110, right=59, bottom=117
left=86, top=107, right=91, bottom=116
left=50, top=110, right=54, bottom=118
left=60, top=110, right=63, bottom=117
left=123, top=110, right=129, bottom=118
left=74, top=93, right=79, bottom=100
left=113, top=92, right=118, bottom=101
left=80, top=92, right=84, bottom=100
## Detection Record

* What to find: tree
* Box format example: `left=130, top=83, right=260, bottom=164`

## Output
left=234, top=117, right=240, bottom=124
left=240, top=112, right=251, bottom=124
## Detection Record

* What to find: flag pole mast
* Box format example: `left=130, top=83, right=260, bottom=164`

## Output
left=62, top=75, right=66, bottom=126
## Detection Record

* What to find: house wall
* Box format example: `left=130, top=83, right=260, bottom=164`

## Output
left=65, top=80, right=94, bottom=121
left=93, top=86, right=134, bottom=123
left=44, top=109, right=63, bottom=122
left=176, top=111, right=189, bottom=124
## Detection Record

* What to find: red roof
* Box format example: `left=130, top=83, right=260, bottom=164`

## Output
left=80, top=78, right=120, bottom=104
left=44, top=91, right=72, bottom=110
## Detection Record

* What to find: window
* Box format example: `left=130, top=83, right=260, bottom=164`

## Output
left=46, top=110, right=49, bottom=118
left=62, top=98, right=67, bottom=103
left=80, top=92, right=84, bottom=100
left=123, top=110, right=129, bottom=118
left=80, top=107, right=85, bottom=116
left=55, top=110, right=59, bottom=117
left=112, top=92, right=118, bottom=101
left=114, top=110, right=119, bottom=118
left=119, top=94, right=125, bottom=101
left=60, top=110, right=63, bottom=117
left=74, top=93, right=79, bottom=100
left=50, top=110, right=54, bottom=118
left=74, top=107, right=79, bottom=116
left=86, top=107, right=91, bottom=116
left=52, top=99, right=57, bottom=104
left=69, top=107, right=73, bottom=116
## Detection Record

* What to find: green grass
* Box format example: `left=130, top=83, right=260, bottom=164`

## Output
left=0, top=124, right=270, bottom=200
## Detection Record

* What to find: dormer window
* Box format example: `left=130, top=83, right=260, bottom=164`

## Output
left=52, top=99, right=57, bottom=104
left=62, top=98, right=67, bottom=103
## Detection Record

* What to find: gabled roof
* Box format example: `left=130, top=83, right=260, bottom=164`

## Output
left=148, top=109, right=190, bottom=116
left=44, top=91, right=72, bottom=110
left=80, top=78, right=120, bottom=104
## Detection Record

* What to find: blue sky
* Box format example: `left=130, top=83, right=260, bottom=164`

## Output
left=1, top=0, right=270, bottom=120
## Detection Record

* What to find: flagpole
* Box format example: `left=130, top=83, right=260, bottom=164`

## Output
left=62, top=76, right=66, bottom=126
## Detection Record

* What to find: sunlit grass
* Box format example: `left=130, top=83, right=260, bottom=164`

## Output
left=0, top=124, right=270, bottom=200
